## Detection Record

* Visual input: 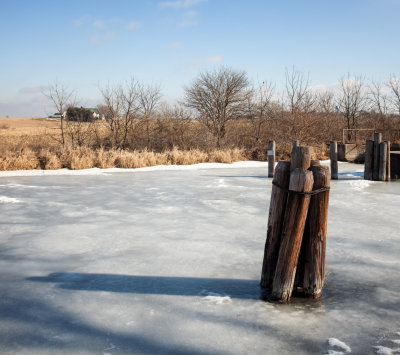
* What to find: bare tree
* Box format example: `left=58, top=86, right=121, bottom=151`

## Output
left=369, top=80, right=389, bottom=116
left=157, top=103, right=194, bottom=150
left=338, top=74, right=366, bottom=141
left=99, top=78, right=140, bottom=149
left=43, top=81, right=75, bottom=146
left=283, top=67, right=317, bottom=141
left=387, top=74, right=400, bottom=115
left=184, top=67, right=250, bottom=148
left=246, top=80, right=276, bottom=146
left=138, top=84, right=162, bottom=148
left=368, top=80, right=390, bottom=132
left=314, top=90, right=339, bottom=141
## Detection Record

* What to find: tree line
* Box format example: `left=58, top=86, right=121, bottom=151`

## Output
left=44, top=67, right=400, bottom=158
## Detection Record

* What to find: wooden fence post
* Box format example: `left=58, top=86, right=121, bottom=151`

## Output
left=373, top=133, right=382, bottom=180
left=301, top=165, right=330, bottom=298
left=291, top=140, right=299, bottom=158
left=379, top=142, right=388, bottom=181
left=268, top=141, right=276, bottom=178
left=290, top=146, right=311, bottom=172
left=271, top=168, right=314, bottom=302
left=387, top=141, right=391, bottom=182
left=330, top=141, right=338, bottom=180
left=260, top=161, right=291, bottom=289
left=364, top=140, right=374, bottom=180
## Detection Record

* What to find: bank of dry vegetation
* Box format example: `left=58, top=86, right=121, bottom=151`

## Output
left=1, top=67, right=400, bottom=171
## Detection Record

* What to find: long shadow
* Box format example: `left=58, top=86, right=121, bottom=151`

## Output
left=0, top=292, right=228, bottom=355
left=28, top=273, right=262, bottom=299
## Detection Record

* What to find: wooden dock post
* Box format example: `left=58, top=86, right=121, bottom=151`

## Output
left=290, top=146, right=311, bottom=172
left=301, top=165, right=330, bottom=298
left=379, top=142, right=388, bottom=181
left=387, top=141, right=391, bottom=182
left=364, top=140, right=374, bottom=180
left=271, top=168, right=314, bottom=302
left=261, top=161, right=291, bottom=289
left=330, top=141, right=338, bottom=180
left=373, top=133, right=382, bottom=180
left=267, top=141, right=276, bottom=178
left=291, top=140, right=299, bottom=158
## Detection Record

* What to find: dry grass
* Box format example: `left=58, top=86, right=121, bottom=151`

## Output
left=0, top=117, right=59, bottom=136
left=0, top=146, right=248, bottom=171
left=0, top=117, right=330, bottom=171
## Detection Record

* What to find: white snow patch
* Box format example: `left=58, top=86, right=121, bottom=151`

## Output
left=0, top=161, right=269, bottom=177
left=0, top=196, right=22, bottom=203
left=346, top=180, right=374, bottom=191
left=328, top=338, right=352, bottom=353
left=200, top=290, right=232, bottom=304
left=374, top=345, right=400, bottom=354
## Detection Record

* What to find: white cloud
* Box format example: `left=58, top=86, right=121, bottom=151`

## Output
left=74, top=16, right=88, bottom=28
left=206, top=55, right=223, bottom=63
left=126, top=21, right=141, bottom=30
left=168, top=41, right=184, bottom=48
left=159, top=0, right=207, bottom=9
left=179, top=10, right=199, bottom=27
left=90, top=32, right=115, bottom=46
left=93, top=19, right=105, bottom=29
left=19, top=86, right=47, bottom=95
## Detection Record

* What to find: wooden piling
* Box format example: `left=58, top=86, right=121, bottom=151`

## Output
left=379, top=142, right=388, bottom=181
left=261, top=161, right=291, bottom=289
left=290, top=146, right=311, bottom=172
left=387, top=141, right=391, bottom=182
left=373, top=133, right=382, bottom=180
left=271, top=168, right=314, bottom=302
left=330, top=141, right=338, bottom=180
left=364, top=140, right=374, bottom=180
left=268, top=141, right=276, bottom=178
left=301, top=165, right=330, bottom=298
left=291, top=140, right=299, bottom=158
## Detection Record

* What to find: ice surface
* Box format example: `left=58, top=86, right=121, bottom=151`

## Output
left=0, top=161, right=399, bottom=354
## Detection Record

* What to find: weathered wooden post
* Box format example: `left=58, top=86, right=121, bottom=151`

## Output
left=364, top=140, right=374, bottom=180
left=260, top=161, right=291, bottom=289
left=387, top=141, right=391, bottom=182
left=271, top=168, right=314, bottom=302
left=301, top=165, right=330, bottom=298
left=373, top=132, right=382, bottom=180
left=291, top=140, right=299, bottom=156
left=267, top=141, right=276, bottom=178
left=379, top=142, right=388, bottom=181
left=291, top=146, right=311, bottom=172
left=330, top=141, right=338, bottom=180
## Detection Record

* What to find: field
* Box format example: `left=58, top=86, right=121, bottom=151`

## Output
left=0, top=161, right=399, bottom=354
left=0, top=117, right=59, bottom=135
left=0, top=118, right=250, bottom=171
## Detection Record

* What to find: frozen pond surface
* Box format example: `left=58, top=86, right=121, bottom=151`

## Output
left=0, top=161, right=399, bottom=355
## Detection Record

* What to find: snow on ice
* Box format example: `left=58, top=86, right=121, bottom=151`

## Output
left=0, top=161, right=399, bottom=354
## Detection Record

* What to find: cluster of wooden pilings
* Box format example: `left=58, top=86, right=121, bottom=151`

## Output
left=261, top=146, right=330, bottom=302
left=364, top=133, right=391, bottom=181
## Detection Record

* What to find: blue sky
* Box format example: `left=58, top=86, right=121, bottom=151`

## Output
left=1, top=0, right=399, bottom=117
